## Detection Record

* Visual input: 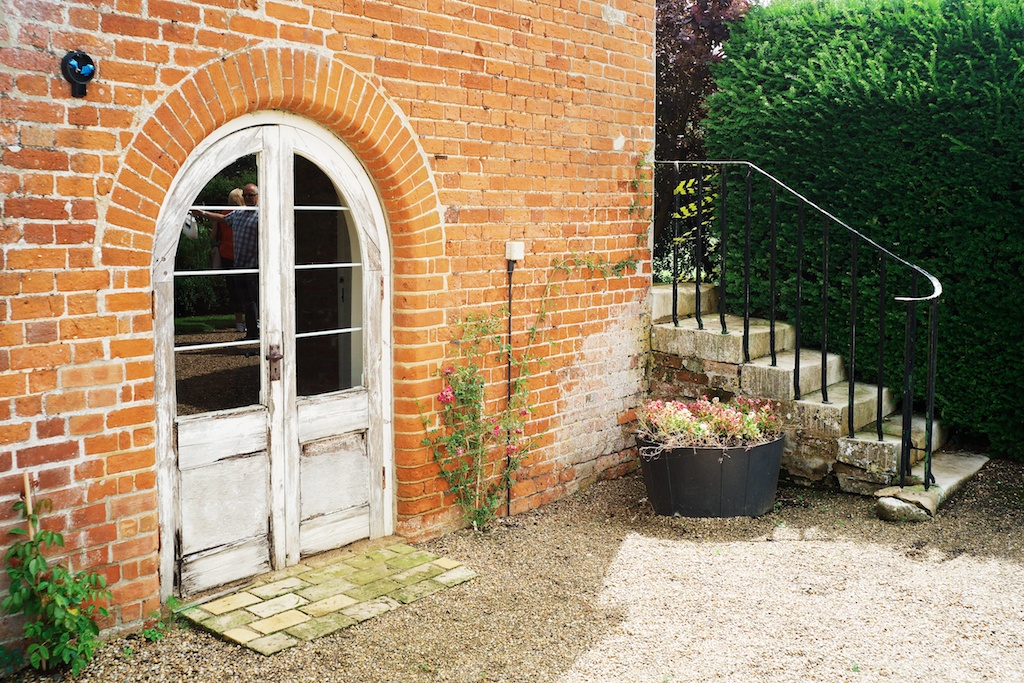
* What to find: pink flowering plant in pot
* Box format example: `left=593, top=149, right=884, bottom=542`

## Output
left=421, top=314, right=531, bottom=531
left=636, top=396, right=781, bottom=453
left=634, top=396, right=785, bottom=517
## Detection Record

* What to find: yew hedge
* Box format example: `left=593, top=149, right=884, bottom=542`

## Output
left=704, top=0, right=1024, bottom=456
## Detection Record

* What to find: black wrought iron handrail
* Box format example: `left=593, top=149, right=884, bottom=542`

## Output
left=655, top=160, right=942, bottom=489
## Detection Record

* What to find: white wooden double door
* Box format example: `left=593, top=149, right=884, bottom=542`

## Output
left=159, top=117, right=392, bottom=596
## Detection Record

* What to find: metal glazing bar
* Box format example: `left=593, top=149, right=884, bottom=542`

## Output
left=719, top=170, right=728, bottom=335
left=925, top=299, right=938, bottom=489
left=877, top=257, right=887, bottom=441
left=769, top=184, right=778, bottom=367
left=794, top=201, right=805, bottom=400
left=848, top=235, right=858, bottom=437
left=672, top=162, right=680, bottom=327
left=821, top=217, right=830, bottom=404
left=695, top=167, right=704, bottom=330
left=743, top=167, right=752, bottom=363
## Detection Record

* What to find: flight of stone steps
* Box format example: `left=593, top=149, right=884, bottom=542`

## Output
left=648, top=283, right=959, bottom=497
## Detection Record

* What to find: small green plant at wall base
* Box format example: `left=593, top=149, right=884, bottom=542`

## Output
left=1, top=497, right=111, bottom=676
left=421, top=313, right=532, bottom=531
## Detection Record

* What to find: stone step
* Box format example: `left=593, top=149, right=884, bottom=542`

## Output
left=874, top=451, right=990, bottom=522
left=650, top=282, right=719, bottom=323
left=652, top=315, right=796, bottom=366
left=790, top=381, right=897, bottom=437
left=742, top=350, right=846, bottom=401
left=862, top=413, right=948, bottom=454
left=833, top=415, right=949, bottom=494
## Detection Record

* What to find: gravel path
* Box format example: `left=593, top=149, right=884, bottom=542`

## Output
left=11, top=452, right=1024, bottom=683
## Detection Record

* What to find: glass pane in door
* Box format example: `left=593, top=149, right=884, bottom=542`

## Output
left=174, top=155, right=261, bottom=415
left=293, top=154, right=363, bottom=396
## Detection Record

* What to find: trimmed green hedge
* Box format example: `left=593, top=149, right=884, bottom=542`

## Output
left=704, top=0, right=1024, bottom=456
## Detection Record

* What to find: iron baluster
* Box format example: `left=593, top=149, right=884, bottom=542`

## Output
left=848, top=235, right=858, bottom=437
left=672, top=162, right=680, bottom=327
left=769, top=183, right=778, bottom=367
left=821, top=217, right=830, bottom=404
left=900, top=274, right=920, bottom=484
left=719, top=170, right=728, bottom=334
left=925, top=299, right=938, bottom=489
left=695, top=166, right=704, bottom=330
left=743, top=167, right=752, bottom=363
left=794, top=201, right=804, bottom=400
left=877, top=257, right=887, bottom=441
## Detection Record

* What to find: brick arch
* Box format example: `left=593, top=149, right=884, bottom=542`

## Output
left=103, top=47, right=443, bottom=263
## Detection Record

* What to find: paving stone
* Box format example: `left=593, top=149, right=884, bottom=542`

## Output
left=286, top=612, right=358, bottom=641
left=201, top=592, right=262, bottom=615
left=344, top=548, right=398, bottom=569
left=249, top=609, right=311, bottom=635
left=341, top=597, right=400, bottom=623
left=432, top=557, right=463, bottom=570
left=261, top=564, right=313, bottom=581
left=180, top=606, right=214, bottom=623
left=434, top=566, right=477, bottom=587
left=386, top=543, right=418, bottom=555
left=222, top=627, right=261, bottom=644
left=250, top=577, right=310, bottom=599
left=389, top=579, right=445, bottom=604
left=247, top=632, right=300, bottom=655
left=202, top=609, right=256, bottom=633
left=391, top=562, right=445, bottom=586
left=347, top=563, right=398, bottom=585
left=297, top=575, right=358, bottom=602
left=300, top=592, right=359, bottom=617
left=246, top=592, right=309, bottom=618
left=344, top=577, right=402, bottom=601
left=385, top=550, right=440, bottom=570
left=298, top=563, right=358, bottom=585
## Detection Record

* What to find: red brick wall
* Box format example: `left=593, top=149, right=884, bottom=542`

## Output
left=0, top=0, right=653, bottom=631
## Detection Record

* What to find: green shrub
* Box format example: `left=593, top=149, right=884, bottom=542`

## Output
left=2, top=498, right=111, bottom=676
left=704, top=0, right=1024, bottom=455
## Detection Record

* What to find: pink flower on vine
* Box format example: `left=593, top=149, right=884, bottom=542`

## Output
left=492, top=425, right=501, bottom=436
left=506, top=444, right=519, bottom=455
left=438, top=385, right=455, bottom=404
left=442, top=365, right=455, bottom=375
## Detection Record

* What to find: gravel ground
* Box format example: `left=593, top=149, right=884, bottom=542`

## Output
left=10, top=452, right=1024, bottom=683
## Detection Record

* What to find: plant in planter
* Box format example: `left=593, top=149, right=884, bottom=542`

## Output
left=635, top=396, right=784, bottom=517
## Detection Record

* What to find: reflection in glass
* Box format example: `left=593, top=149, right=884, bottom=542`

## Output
left=174, top=331, right=260, bottom=416
left=293, top=154, right=363, bottom=397
left=174, top=155, right=260, bottom=415
left=296, top=330, right=363, bottom=396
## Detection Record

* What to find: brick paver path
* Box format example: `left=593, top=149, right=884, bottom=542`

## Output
left=180, top=538, right=476, bottom=655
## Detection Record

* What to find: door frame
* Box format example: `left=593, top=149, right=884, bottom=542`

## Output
left=152, top=112, right=394, bottom=599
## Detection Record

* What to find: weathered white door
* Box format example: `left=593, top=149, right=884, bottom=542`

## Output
left=155, top=116, right=392, bottom=596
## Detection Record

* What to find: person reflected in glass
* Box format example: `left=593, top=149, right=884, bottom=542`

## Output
left=192, top=183, right=260, bottom=340
left=211, top=188, right=247, bottom=333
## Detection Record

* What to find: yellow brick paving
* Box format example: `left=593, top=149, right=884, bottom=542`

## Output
left=180, top=539, right=476, bottom=655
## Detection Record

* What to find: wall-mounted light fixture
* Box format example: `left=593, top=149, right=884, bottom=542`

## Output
left=61, top=50, right=96, bottom=98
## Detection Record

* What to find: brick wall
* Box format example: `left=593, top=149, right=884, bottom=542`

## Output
left=0, top=0, right=653, bottom=631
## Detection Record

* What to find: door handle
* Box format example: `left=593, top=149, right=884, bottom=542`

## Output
left=266, top=344, right=284, bottom=381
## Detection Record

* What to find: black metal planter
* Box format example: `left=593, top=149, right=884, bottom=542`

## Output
left=638, top=436, right=785, bottom=517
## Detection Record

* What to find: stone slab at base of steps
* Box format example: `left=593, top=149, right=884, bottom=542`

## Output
left=874, top=451, right=989, bottom=522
